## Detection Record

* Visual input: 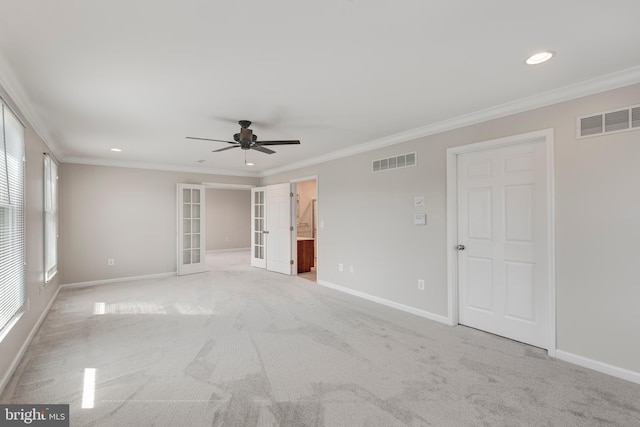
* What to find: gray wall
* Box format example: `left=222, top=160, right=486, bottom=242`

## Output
left=205, top=188, right=251, bottom=251
left=3, top=80, right=639, bottom=391
left=263, top=83, right=640, bottom=375
left=0, top=87, right=61, bottom=389
left=58, top=164, right=259, bottom=284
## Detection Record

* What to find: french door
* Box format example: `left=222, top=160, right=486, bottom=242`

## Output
left=177, top=184, right=206, bottom=275
left=251, top=187, right=266, bottom=268
left=250, top=184, right=292, bottom=275
left=265, top=183, right=292, bottom=275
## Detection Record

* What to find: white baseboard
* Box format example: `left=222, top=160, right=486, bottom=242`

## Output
left=61, top=272, right=176, bottom=289
left=315, top=282, right=640, bottom=386
left=206, top=247, right=250, bottom=253
left=555, top=350, right=640, bottom=385
left=317, top=280, right=450, bottom=325
left=0, top=286, right=61, bottom=396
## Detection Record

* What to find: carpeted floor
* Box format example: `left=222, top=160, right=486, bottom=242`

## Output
left=2, top=250, right=639, bottom=426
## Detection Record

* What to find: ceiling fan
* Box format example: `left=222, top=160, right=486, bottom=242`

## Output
left=186, top=120, right=301, bottom=154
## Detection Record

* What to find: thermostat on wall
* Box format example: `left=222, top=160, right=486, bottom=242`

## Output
left=414, top=214, right=426, bottom=225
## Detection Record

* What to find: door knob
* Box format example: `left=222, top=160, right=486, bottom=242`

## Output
left=263, top=230, right=269, bottom=234
left=456, top=244, right=465, bottom=251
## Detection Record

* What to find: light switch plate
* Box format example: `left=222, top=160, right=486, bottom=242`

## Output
left=414, top=196, right=426, bottom=207
left=414, top=214, right=426, bottom=225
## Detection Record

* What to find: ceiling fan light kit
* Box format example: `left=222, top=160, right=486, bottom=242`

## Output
left=244, top=151, right=254, bottom=166
left=187, top=120, right=301, bottom=164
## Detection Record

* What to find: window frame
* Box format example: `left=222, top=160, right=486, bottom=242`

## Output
left=44, top=153, right=58, bottom=283
left=0, top=99, right=26, bottom=337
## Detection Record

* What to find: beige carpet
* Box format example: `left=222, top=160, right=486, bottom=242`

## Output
left=2, top=250, right=639, bottom=426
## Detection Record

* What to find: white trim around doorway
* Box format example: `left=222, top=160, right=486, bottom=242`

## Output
left=446, top=129, right=556, bottom=357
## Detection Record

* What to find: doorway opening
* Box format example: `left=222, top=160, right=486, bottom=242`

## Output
left=292, top=177, right=318, bottom=282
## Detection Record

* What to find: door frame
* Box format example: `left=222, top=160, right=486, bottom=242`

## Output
left=446, top=129, right=556, bottom=356
left=290, top=175, right=318, bottom=276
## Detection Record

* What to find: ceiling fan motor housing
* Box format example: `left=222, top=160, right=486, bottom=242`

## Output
left=234, top=133, right=258, bottom=143
left=239, top=128, right=256, bottom=149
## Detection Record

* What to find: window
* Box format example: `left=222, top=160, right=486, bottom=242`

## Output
left=0, top=99, right=25, bottom=334
left=44, top=153, right=58, bottom=282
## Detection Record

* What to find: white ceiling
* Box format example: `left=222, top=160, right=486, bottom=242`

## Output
left=1, top=0, right=640, bottom=176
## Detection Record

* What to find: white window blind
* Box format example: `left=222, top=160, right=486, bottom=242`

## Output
left=0, top=100, right=25, bottom=334
left=44, top=153, right=58, bottom=282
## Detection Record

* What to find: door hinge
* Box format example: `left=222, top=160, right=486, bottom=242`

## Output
left=290, top=192, right=294, bottom=197
left=290, top=226, right=294, bottom=231
left=290, top=260, right=294, bottom=265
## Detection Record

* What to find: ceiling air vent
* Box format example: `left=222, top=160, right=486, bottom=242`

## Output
left=577, top=104, right=640, bottom=139
left=372, top=152, right=416, bottom=173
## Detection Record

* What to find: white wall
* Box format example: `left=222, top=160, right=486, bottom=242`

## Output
left=0, top=87, right=61, bottom=391
left=262, top=83, right=640, bottom=376
left=205, top=188, right=251, bottom=250
left=59, top=164, right=259, bottom=284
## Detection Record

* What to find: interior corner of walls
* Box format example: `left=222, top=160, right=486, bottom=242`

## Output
left=0, top=285, right=62, bottom=396
left=60, top=272, right=176, bottom=289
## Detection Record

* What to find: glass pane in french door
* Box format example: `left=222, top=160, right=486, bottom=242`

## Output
left=178, top=184, right=206, bottom=275
left=251, top=187, right=267, bottom=268
left=254, top=190, right=265, bottom=261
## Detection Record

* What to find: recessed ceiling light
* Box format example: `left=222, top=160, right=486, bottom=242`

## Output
left=110, top=148, right=122, bottom=152
left=526, top=51, right=554, bottom=65
left=245, top=161, right=255, bottom=166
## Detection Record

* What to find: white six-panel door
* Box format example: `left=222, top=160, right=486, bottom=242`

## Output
left=177, top=183, right=206, bottom=276
left=457, top=139, right=549, bottom=348
left=265, top=183, right=292, bottom=275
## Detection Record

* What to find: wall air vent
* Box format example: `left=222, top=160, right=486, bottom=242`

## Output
left=372, top=152, right=416, bottom=173
left=577, top=104, right=640, bottom=139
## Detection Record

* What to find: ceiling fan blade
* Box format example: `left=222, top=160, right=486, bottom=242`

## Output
left=212, top=145, right=239, bottom=153
left=186, top=136, right=236, bottom=144
left=255, top=140, right=301, bottom=146
left=252, top=145, right=276, bottom=154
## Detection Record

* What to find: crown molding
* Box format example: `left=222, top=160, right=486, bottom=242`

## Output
left=3, top=44, right=640, bottom=180
left=0, top=51, right=64, bottom=159
left=202, top=182, right=255, bottom=190
left=61, top=156, right=261, bottom=178
left=262, top=65, right=640, bottom=177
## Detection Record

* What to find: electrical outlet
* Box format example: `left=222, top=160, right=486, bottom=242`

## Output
left=338, top=263, right=343, bottom=272
left=108, top=258, right=115, bottom=266
left=418, top=279, right=425, bottom=290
